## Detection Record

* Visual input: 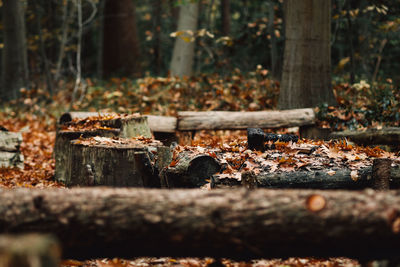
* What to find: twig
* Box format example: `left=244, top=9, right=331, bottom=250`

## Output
left=69, top=0, right=83, bottom=111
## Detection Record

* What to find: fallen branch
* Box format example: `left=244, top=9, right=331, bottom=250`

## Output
left=178, top=108, right=315, bottom=130
left=1, top=188, right=400, bottom=260
left=213, top=165, right=400, bottom=189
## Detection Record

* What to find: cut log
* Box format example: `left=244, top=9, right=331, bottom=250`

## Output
left=247, top=128, right=299, bottom=151
left=0, top=234, right=60, bottom=267
left=0, top=131, right=23, bottom=169
left=330, top=128, right=400, bottom=149
left=1, top=188, right=400, bottom=260
left=177, top=108, right=315, bottom=130
left=212, top=165, right=400, bottom=189
left=146, top=115, right=177, bottom=133
left=162, top=151, right=221, bottom=188
left=59, top=112, right=177, bottom=134
left=63, top=137, right=164, bottom=187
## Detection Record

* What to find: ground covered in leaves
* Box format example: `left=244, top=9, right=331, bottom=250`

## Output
left=1, top=75, right=399, bottom=266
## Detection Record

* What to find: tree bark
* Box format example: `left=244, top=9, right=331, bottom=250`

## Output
left=1, top=0, right=29, bottom=101
left=220, top=0, right=231, bottom=36
left=65, top=140, right=161, bottom=187
left=103, top=0, right=140, bottom=77
left=0, top=234, right=60, bottom=267
left=278, top=0, right=336, bottom=109
left=55, top=115, right=152, bottom=183
left=212, top=166, right=400, bottom=190
left=178, top=109, right=315, bottom=130
left=1, top=188, right=400, bottom=260
left=170, top=2, right=199, bottom=77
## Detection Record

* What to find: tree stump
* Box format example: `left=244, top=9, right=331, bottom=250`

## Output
left=62, top=137, right=165, bottom=187
left=54, top=114, right=152, bottom=183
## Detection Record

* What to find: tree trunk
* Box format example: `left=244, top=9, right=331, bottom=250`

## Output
left=1, top=0, right=29, bottom=101
left=220, top=0, right=230, bottom=36
left=153, top=0, right=162, bottom=75
left=103, top=0, right=140, bottom=77
left=170, top=2, right=199, bottom=77
left=1, top=188, right=400, bottom=260
left=278, top=0, right=336, bottom=109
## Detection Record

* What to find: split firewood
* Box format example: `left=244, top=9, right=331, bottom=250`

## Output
left=0, top=130, right=23, bottom=169
left=1, top=188, right=400, bottom=260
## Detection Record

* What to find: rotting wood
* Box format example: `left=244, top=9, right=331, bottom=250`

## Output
left=0, top=234, right=60, bottom=267
left=64, top=137, right=164, bottom=187
left=212, top=165, right=400, bottom=189
left=1, top=188, right=400, bottom=260
left=178, top=108, right=315, bottom=130
left=162, top=151, right=221, bottom=188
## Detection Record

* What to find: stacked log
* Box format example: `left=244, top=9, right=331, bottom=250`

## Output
left=0, top=130, right=23, bottom=169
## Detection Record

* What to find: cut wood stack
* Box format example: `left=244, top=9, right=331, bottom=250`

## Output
left=0, top=129, right=23, bottom=169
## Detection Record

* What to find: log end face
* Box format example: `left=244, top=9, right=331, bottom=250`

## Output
left=187, top=156, right=221, bottom=187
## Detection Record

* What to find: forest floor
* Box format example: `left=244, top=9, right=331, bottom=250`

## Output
left=0, top=76, right=399, bottom=266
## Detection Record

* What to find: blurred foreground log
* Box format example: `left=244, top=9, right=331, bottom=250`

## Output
left=0, top=234, right=60, bottom=267
left=1, top=188, right=400, bottom=260
left=213, top=165, right=400, bottom=189
left=178, top=108, right=315, bottom=130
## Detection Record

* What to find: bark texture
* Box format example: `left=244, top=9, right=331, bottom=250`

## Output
left=178, top=109, right=315, bottom=130
left=0, top=131, right=23, bottom=169
left=213, top=166, right=400, bottom=189
left=372, top=158, right=392, bottom=190
left=278, top=0, right=336, bottom=109
left=103, top=0, right=140, bottom=77
left=65, top=141, right=160, bottom=187
left=0, top=234, right=60, bottom=267
left=170, top=2, right=199, bottom=77
left=1, top=188, right=400, bottom=260
left=220, top=0, right=231, bottom=36
left=1, top=0, right=29, bottom=101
